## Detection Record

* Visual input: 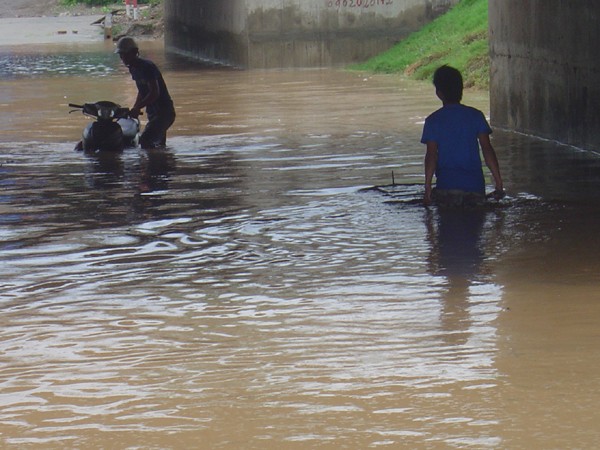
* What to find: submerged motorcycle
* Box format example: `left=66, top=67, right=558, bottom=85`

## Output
left=69, top=101, right=140, bottom=152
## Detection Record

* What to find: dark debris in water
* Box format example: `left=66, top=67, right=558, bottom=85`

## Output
left=359, top=183, right=425, bottom=207
left=360, top=183, right=522, bottom=210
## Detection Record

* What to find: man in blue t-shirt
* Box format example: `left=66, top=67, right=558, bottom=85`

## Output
left=421, top=65, right=504, bottom=206
left=116, top=36, right=176, bottom=149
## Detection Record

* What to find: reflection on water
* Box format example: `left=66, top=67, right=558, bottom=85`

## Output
left=426, top=206, right=498, bottom=348
left=0, top=51, right=118, bottom=78
left=1, top=42, right=600, bottom=449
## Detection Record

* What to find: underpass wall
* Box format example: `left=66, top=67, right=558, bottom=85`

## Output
left=165, top=0, right=458, bottom=68
left=489, top=1, right=600, bottom=150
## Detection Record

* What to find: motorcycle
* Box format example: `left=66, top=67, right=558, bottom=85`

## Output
left=69, top=101, right=140, bottom=152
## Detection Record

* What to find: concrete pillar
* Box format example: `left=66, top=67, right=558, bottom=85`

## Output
left=165, top=0, right=458, bottom=69
left=489, top=1, right=600, bottom=150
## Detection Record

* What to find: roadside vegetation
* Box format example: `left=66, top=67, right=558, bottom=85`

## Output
left=59, top=0, right=164, bottom=38
left=61, top=0, right=159, bottom=6
left=351, top=0, right=489, bottom=89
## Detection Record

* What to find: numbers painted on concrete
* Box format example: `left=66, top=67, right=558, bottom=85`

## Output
left=325, top=0, right=394, bottom=8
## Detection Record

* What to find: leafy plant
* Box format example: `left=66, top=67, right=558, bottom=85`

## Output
left=61, top=0, right=113, bottom=5
left=351, top=0, right=490, bottom=89
left=61, top=0, right=156, bottom=6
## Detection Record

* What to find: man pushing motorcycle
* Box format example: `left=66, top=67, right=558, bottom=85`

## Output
left=115, top=36, right=176, bottom=149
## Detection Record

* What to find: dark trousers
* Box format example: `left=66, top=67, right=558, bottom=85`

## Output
left=140, top=107, right=176, bottom=149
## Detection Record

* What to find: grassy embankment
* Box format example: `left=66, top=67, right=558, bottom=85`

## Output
left=351, top=0, right=489, bottom=90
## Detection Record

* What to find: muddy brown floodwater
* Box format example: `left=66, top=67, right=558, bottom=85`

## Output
left=1, top=41, right=600, bottom=449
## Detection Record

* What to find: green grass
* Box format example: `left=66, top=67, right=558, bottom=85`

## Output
left=350, top=0, right=489, bottom=89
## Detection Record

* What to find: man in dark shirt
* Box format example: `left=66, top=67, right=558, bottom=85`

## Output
left=115, top=36, right=176, bottom=149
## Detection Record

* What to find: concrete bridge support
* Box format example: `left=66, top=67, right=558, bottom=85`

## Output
left=164, top=0, right=458, bottom=69
left=489, top=1, right=600, bottom=151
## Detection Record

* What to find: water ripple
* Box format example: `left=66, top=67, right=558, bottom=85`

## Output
left=2, top=58, right=599, bottom=448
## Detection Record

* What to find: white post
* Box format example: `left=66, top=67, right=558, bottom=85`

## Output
left=125, top=0, right=138, bottom=20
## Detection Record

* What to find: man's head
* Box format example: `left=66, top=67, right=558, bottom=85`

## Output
left=115, top=36, right=139, bottom=66
left=433, top=65, right=463, bottom=104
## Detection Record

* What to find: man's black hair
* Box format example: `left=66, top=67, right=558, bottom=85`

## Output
left=433, top=65, right=463, bottom=103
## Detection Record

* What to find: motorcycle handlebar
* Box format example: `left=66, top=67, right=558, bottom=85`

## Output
left=68, top=102, right=143, bottom=118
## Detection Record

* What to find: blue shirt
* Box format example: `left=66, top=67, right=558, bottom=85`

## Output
left=421, top=104, right=492, bottom=194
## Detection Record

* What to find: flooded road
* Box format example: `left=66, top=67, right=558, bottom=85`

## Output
left=1, top=42, right=600, bottom=449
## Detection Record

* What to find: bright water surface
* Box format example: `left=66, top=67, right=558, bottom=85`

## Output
left=1, top=42, right=600, bottom=449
